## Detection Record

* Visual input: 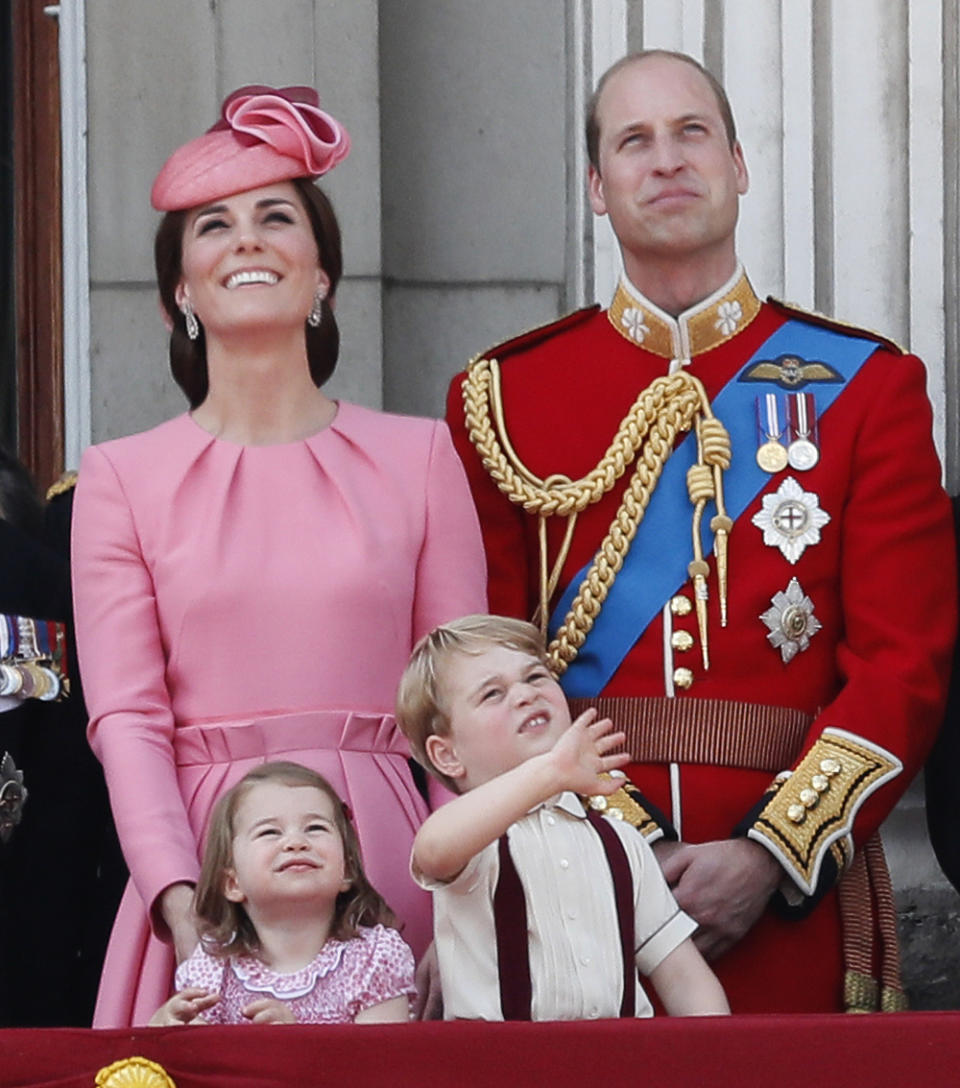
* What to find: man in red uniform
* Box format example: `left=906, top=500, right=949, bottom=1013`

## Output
left=446, top=51, right=956, bottom=1013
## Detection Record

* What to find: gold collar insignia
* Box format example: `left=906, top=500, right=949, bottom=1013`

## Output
left=607, top=267, right=762, bottom=363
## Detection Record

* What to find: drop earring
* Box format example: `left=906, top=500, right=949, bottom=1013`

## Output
left=307, top=286, right=327, bottom=328
left=180, top=299, right=200, bottom=341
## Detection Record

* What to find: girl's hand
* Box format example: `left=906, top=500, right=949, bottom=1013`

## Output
left=149, top=987, right=219, bottom=1026
left=242, top=997, right=297, bottom=1024
left=548, top=708, right=630, bottom=795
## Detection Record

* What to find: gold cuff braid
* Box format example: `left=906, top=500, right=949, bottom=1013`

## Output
left=748, top=728, right=902, bottom=896
left=582, top=779, right=663, bottom=839
left=462, top=357, right=731, bottom=675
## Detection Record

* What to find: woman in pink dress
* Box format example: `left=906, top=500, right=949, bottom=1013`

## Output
left=71, top=86, right=486, bottom=1028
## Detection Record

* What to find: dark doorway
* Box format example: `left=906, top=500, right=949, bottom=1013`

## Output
left=3, top=0, right=63, bottom=491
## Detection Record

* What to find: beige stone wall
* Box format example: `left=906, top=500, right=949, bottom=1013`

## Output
left=378, top=0, right=570, bottom=418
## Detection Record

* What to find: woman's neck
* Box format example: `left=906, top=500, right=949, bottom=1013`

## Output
left=193, top=331, right=336, bottom=445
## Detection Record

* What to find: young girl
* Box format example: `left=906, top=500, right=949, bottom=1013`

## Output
left=151, top=762, right=415, bottom=1025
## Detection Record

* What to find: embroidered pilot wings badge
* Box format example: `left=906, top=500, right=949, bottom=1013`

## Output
left=739, top=353, right=844, bottom=389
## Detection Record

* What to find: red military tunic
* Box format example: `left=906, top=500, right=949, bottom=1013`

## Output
left=446, top=268, right=956, bottom=1013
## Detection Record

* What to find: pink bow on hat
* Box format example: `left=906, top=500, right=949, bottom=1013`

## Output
left=151, top=84, right=351, bottom=212
left=218, top=85, right=350, bottom=176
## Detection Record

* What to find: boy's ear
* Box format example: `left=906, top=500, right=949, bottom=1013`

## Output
left=223, top=867, right=245, bottom=904
left=425, top=734, right=465, bottom=782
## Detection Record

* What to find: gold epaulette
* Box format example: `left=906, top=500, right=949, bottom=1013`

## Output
left=46, top=470, right=78, bottom=501
left=583, top=777, right=664, bottom=840
left=747, top=727, right=902, bottom=896
left=471, top=305, right=599, bottom=367
left=767, top=297, right=906, bottom=356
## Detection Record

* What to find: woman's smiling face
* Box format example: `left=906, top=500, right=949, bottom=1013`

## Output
left=176, top=181, right=328, bottom=341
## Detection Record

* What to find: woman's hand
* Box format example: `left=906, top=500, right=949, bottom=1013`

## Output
left=158, top=882, right=200, bottom=964
left=242, top=997, right=297, bottom=1024
left=149, top=987, right=219, bottom=1026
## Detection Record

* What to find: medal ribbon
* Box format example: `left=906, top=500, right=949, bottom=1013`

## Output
left=551, top=320, right=879, bottom=697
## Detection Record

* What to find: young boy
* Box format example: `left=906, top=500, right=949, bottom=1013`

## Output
left=396, top=614, right=729, bottom=1021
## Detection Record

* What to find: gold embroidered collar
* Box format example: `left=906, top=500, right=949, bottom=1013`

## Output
left=607, top=265, right=761, bottom=364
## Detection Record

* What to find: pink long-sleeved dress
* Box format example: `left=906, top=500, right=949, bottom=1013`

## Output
left=72, top=404, right=486, bottom=1027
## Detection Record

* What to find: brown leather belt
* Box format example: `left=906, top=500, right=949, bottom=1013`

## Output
left=567, top=696, right=815, bottom=774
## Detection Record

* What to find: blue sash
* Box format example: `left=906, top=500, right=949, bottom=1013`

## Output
left=550, top=320, right=877, bottom=697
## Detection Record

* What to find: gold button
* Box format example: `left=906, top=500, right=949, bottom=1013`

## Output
left=670, top=595, right=693, bottom=616
left=671, top=630, right=695, bottom=652
left=820, top=758, right=842, bottom=776
left=812, top=774, right=829, bottom=792
left=673, top=667, right=694, bottom=690
left=787, top=804, right=806, bottom=824
left=588, top=795, right=608, bottom=811
left=799, top=788, right=819, bottom=808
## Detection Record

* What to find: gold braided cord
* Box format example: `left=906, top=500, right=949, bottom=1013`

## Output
left=462, top=356, right=732, bottom=675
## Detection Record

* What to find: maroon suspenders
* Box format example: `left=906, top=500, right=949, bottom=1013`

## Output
left=493, top=808, right=636, bottom=1020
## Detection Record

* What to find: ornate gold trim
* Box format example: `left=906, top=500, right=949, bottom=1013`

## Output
left=462, top=358, right=731, bottom=674
left=607, top=270, right=762, bottom=359
left=747, top=728, right=902, bottom=896
left=95, top=1057, right=177, bottom=1088
left=46, top=469, right=77, bottom=501
left=584, top=779, right=663, bottom=840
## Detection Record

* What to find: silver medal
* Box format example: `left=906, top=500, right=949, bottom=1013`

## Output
left=760, top=577, right=822, bottom=663
left=751, top=476, right=831, bottom=564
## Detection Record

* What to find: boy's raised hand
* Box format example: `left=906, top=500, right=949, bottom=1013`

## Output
left=548, top=707, right=630, bottom=795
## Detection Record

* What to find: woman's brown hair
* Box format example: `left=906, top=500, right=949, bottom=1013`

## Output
left=194, top=761, right=395, bottom=959
left=154, top=178, right=343, bottom=408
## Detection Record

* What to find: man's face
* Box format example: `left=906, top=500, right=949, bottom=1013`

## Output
left=588, top=55, right=748, bottom=277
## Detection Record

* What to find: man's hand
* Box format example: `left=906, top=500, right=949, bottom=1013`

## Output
left=149, top=987, right=219, bottom=1026
left=242, top=997, right=297, bottom=1024
left=413, top=941, right=443, bottom=1020
left=654, top=838, right=782, bottom=960
left=548, top=709, right=630, bottom=796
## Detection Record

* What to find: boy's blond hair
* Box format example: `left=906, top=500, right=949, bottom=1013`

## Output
left=396, top=614, right=548, bottom=792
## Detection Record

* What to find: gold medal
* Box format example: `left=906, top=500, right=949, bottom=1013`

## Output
left=755, top=393, right=788, bottom=474
left=756, top=439, right=789, bottom=473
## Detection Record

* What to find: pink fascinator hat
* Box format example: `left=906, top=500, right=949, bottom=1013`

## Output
left=151, top=84, right=350, bottom=212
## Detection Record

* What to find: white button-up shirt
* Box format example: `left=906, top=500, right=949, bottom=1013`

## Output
left=414, top=792, right=696, bottom=1020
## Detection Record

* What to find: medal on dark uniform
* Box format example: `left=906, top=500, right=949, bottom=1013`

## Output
left=787, top=392, right=820, bottom=471
left=756, top=393, right=788, bottom=472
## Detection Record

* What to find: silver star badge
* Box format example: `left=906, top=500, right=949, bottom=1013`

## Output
left=751, top=476, right=830, bottom=564
left=760, top=577, right=822, bottom=663
left=0, top=751, right=28, bottom=843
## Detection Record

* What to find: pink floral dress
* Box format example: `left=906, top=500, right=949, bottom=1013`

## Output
left=175, top=924, right=414, bottom=1024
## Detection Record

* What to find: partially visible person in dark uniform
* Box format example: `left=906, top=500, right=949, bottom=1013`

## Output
left=925, top=495, right=960, bottom=893
left=0, top=448, right=126, bottom=1026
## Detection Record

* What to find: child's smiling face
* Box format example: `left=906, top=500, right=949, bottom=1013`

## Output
left=427, top=644, right=572, bottom=791
left=224, top=780, right=350, bottom=917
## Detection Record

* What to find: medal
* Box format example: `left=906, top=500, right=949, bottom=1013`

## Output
left=0, top=664, right=20, bottom=696
left=751, top=476, right=831, bottom=564
left=0, top=752, right=28, bottom=842
left=760, top=577, right=822, bottom=663
left=756, top=393, right=788, bottom=472
left=787, top=393, right=820, bottom=471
